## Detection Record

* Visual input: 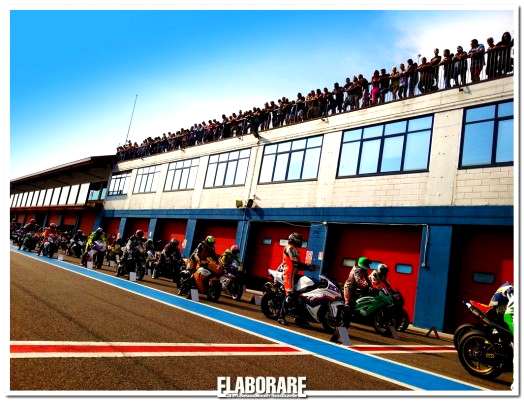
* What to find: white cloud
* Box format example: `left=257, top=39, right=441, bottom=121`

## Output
left=391, top=11, right=514, bottom=61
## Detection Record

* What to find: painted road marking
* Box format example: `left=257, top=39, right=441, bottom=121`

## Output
left=11, top=249, right=484, bottom=391
left=10, top=341, right=304, bottom=358
left=10, top=341, right=456, bottom=358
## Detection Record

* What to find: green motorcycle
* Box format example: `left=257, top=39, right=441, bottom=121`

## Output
left=351, top=288, right=401, bottom=336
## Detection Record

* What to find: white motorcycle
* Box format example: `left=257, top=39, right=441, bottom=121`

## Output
left=261, top=265, right=346, bottom=333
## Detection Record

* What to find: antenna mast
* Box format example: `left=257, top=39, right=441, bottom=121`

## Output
left=124, top=94, right=138, bottom=144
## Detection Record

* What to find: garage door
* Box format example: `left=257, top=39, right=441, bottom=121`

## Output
left=62, top=213, right=78, bottom=226
left=124, top=218, right=150, bottom=240
left=193, top=220, right=237, bottom=255
left=157, top=219, right=187, bottom=247
left=16, top=213, right=26, bottom=224
left=448, top=226, right=513, bottom=329
left=325, top=224, right=422, bottom=321
left=245, top=223, right=310, bottom=288
left=78, top=210, right=97, bottom=234
left=103, top=218, right=121, bottom=238
left=48, top=212, right=61, bottom=226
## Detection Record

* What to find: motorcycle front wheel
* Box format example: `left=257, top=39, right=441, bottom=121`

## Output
left=318, top=304, right=338, bottom=334
left=261, top=292, right=282, bottom=320
left=207, top=281, right=222, bottom=302
left=373, top=309, right=397, bottom=337
left=458, top=330, right=503, bottom=379
left=396, top=309, right=410, bottom=332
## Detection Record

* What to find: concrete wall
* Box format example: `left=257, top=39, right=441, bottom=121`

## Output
left=104, top=77, right=514, bottom=212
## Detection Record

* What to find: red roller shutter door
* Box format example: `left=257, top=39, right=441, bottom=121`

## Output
left=78, top=211, right=97, bottom=234
left=17, top=213, right=26, bottom=224
left=246, top=223, right=310, bottom=282
left=62, top=213, right=78, bottom=226
left=157, top=219, right=187, bottom=243
left=195, top=221, right=237, bottom=255
left=124, top=218, right=150, bottom=240
left=47, top=212, right=61, bottom=226
left=326, top=224, right=422, bottom=322
left=103, top=218, right=121, bottom=237
left=450, top=226, right=513, bottom=328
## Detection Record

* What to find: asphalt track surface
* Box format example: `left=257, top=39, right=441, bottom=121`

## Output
left=10, top=249, right=513, bottom=392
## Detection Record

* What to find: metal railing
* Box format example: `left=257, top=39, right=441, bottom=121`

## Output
left=117, top=46, right=513, bottom=162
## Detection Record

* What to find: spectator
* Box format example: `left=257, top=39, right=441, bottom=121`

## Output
left=379, top=68, right=390, bottom=103
left=370, top=70, right=380, bottom=105
left=496, top=32, right=513, bottom=75
left=398, top=63, right=408, bottom=99
left=406, top=58, right=419, bottom=97
left=349, top=76, right=361, bottom=111
left=358, top=74, right=370, bottom=108
left=342, top=77, right=352, bottom=111
left=295, top=93, right=306, bottom=122
left=430, top=48, right=441, bottom=90
left=485, top=37, right=497, bottom=79
left=322, top=87, right=334, bottom=117
left=333, top=83, right=344, bottom=113
left=440, top=49, right=454, bottom=89
left=390, top=66, right=400, bottom=100
left=417, top=57, right=433, bottom=94
left=468, top=39, right=485, bottom=83
left=452, top=46, right=468, bottom=86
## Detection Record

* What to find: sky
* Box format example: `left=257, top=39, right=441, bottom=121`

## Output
left=10, top=9, right=514, bottom=179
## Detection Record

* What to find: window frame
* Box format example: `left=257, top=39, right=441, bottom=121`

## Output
left=107, top=171, right=132, bottom=196
left=336, top=115, right=434, bottom=179
left=164, top=157, right=200, bottom=192
left=203, top=148, right=251, bottom=189
left=133, top=166, right=161, bottom=194
left=258, top=135, right=324, bottom=184
left=459, top=100, right=514, bottom=169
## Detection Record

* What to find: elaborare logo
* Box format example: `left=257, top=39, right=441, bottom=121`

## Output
left=217, top=376, right=307, bottom=398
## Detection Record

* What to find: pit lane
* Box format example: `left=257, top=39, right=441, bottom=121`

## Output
left=10, top=249, right=512, bottom=391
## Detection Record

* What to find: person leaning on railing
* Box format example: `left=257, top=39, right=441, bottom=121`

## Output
left=440, top=49, right=453, bottom=89
left=468, top=39, right=485, bottom=83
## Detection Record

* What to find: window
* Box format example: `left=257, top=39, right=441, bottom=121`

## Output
left=44, top=189, right=54, bottom=206
left=30, top=190, right=40, bottom=207
left=133, top=166, right=160, bottom=193
left=396, top=264, right=413, bottom=274
left=460, top=100, right=513, bottom=168
left=67, top=185, right=79, bottom=205
left=259, top=136, right=323, bottom=183
left=13, top=193, right=20, bottom=207
left=165, top=158, right=199, bottom=191
left=38, top=189, right=47, bottom=207
left=15, top=193, right=22, bottom=207
left=472, top=272, right=496, bottom=284
left=338, top=116, right=433, bottom=177
left=342, top=258, right=356, bottom=268
left=10, top=194, right=14, bottom=207
left=21, top=192, right=28, bottom=207
left=58, top=186, right=70, bottom=205
left=51, top=187, right=61, bottom=205
left=262, top=238, right=272, bottom=245
left=76, top=183, right=90, bottom=205
left=108, top=172, right=131, bottom=196
left=204, top=149, right=251, bottom=188
left=26, top=191, right=34, bottom=207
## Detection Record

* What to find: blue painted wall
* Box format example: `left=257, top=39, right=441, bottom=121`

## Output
left=148, top=218, right=158, bottom=240
left=306, top=223, right=328, bottom=279
left=183, top=219, right=197, bottom=258
left=414, top=225, right=453, bottom=330
left=118, top=217, right=127, bottom=239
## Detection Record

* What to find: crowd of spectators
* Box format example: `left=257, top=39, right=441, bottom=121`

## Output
left=117, top=32, right=514, bottom=161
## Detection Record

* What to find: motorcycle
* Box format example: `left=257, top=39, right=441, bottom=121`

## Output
left=87, top=240, right=107, bottom=269
left=40, top=235, right=58, bottom=258
left=68, top=238, right=85, bottom=258
left=152, top=254, right=185, bottom=283
left=117, top=245, right=146, bottom=281
left=261, top=265, right=345, bottom=333
left=350, top=287, right=402, bottom=336
left=219, top=260, right=245, bottom=301
left=20, top=231, right=39, bottom=252
left=178, top=258, right=223, bottom=301
left=454, top=299, right=513, bottom=379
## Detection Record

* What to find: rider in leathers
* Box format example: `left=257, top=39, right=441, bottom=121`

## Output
left=343, top=256, right=373, bottom=305
left=156, top=238, right=183, bottom=279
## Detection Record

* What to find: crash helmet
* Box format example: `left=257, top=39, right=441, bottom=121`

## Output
left=376, top=263, right=388, bottom=279
left=135, top=230, right=144, bottom=238
left=288, top=232, right=303, bottom=247
left=205, top=235, right=215, bottom=245
left=96, top=227, right=104, bottom=234
left=50, top=223, right=57, bottom=229
left=77, top=229, right=83, bottom=235
left=357, top=256, right=370, bottom=269
left=230, top=244, right=240, bottom=255
left=30, top=218, right=37, bottom=224
left=170, top=238, right=180, bottom=246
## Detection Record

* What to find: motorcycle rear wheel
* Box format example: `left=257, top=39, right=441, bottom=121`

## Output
left=261, top=293, right=282, bottom=320
left=454, top=323, right=476, bottom=350
left=458, top=330, right=503, bottom=379
left=373, top=309, right=397, bottom=337
left=396, top=309, right=410, bottom=332
left=318, top=304, right=338, bottom=334
left=207, top=282, right=221, bottom=302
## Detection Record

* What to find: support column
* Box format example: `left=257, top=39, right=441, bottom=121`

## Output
left=235, top=220, right=250, bottom=262
left=306, top=223, right=328, bottom=279
left=118, top=217, right=127, bottom=240
left=56, top=214, right=64, bottom=228
left=182, top=219, right=197, bottom=258
left=148, top=218, right=158, bottom=240
left=41, top=213, right=49, bottom=229
left=92, top=209, right=104, bottom=232
left=414, top=225, right=453, bottom=330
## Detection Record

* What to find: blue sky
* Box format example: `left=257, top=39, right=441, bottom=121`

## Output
left=10, top=9, right=513, bottom=178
